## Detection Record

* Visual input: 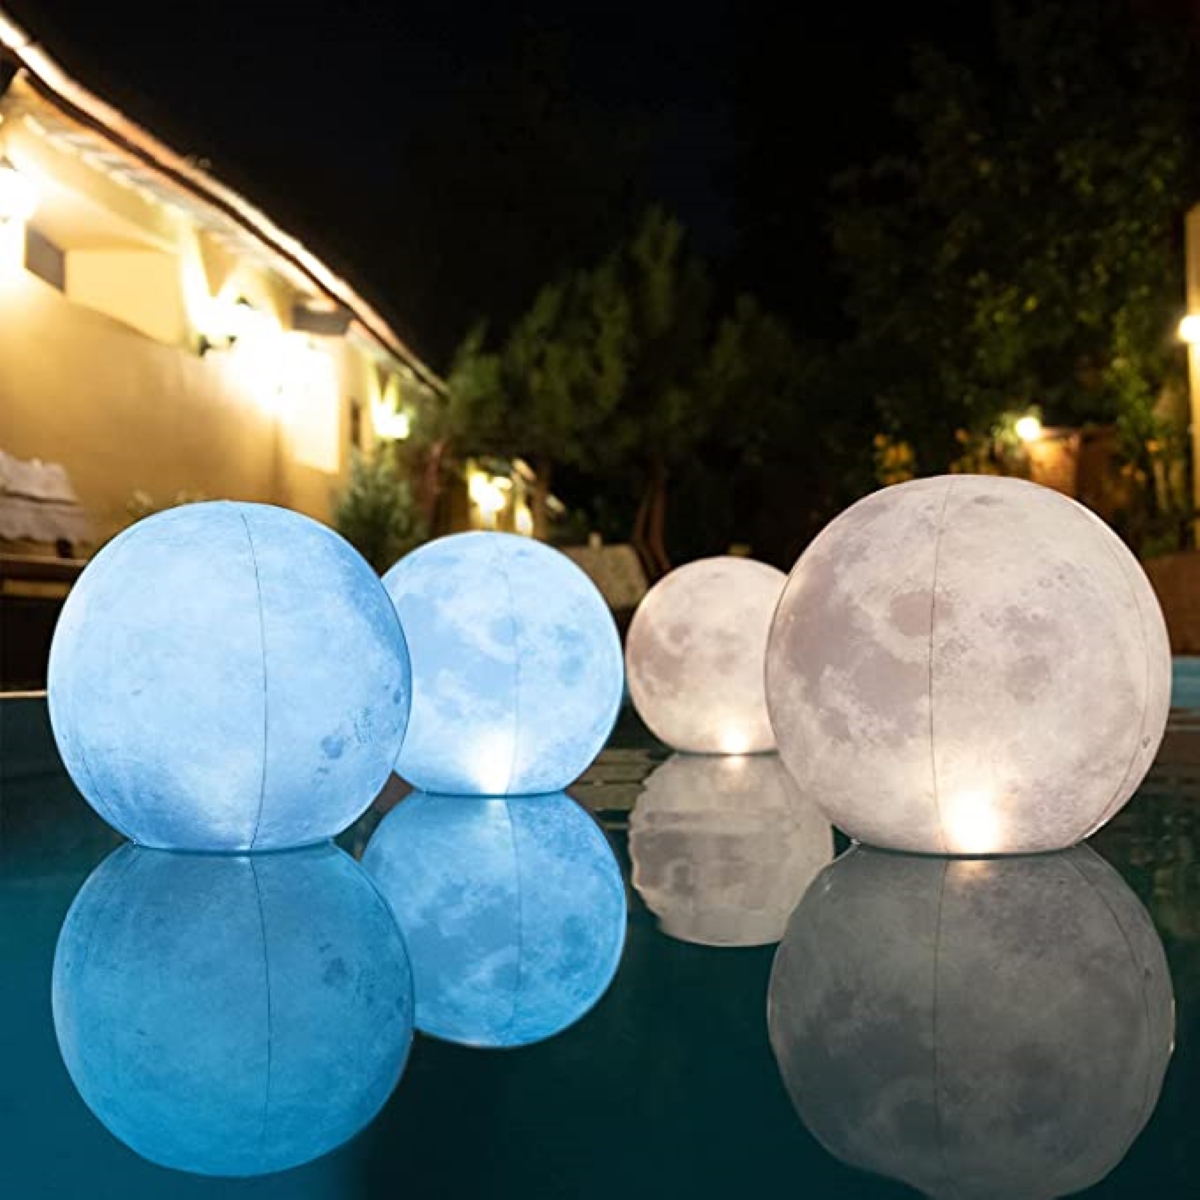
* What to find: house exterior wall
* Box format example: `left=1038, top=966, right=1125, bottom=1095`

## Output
left=0, top=82, right=420, bottom=546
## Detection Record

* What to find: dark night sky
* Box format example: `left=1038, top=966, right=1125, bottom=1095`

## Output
left=1, top=0, right=988, bottom=367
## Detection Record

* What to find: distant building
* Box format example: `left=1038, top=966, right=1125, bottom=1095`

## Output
left=0, top=7, right=444, bottom=547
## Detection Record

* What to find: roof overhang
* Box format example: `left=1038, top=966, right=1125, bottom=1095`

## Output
left=0, top=9, right=445, bottom=396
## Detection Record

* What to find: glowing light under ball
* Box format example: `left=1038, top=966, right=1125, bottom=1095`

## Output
left=48, top=501, right=410, bottom=851
left=382, top=532, right=623, bottom=794
left=626, top=556, right=786, bottom=754
left=768, top=845, right=1173, bottom=1199
left=362, top=791, right=626, bottom=1047
left=52, top=843, right=414, bottom=1178
left=766, top=475, right=1171, bottom=854
left=629, top=753, right=833, bottom=946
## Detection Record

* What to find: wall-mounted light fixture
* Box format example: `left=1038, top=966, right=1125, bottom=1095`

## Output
left=198, top=296, right=265, bottom=356
left=1014, top=414, right=1043, bottom=443
left=1179, top=314, right=1200, bottom=345
left=0, top=158, right=37, bottom=223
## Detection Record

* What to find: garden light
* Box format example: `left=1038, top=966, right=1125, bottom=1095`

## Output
left=765, top=475, right=1171, bottom=854
left=48, top=501, right=411, bottom=850
left=625, top=556, right=786, bottom=754
left=382, top=532, right=623, bottom=795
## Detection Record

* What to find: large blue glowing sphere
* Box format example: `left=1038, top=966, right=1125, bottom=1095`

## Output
left=48, top=501, right=411, bottom=850
left=362, top=791, right=626, bottom=1047
left=382, top=532, right=623, bottom=794
left=52, top=842, right=414, bottom=1177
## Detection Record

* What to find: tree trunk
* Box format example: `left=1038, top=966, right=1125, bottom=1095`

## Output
left=646, top=461, right=671, bottom=576
left=532, top=456, right=553, bottom=540
left=632, top=460, right=671, bottom=580
left=417, top=439, right=447, bottom=533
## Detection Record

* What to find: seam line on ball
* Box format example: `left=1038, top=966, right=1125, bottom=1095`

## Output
left=249, top=857, right=275, bottom=1155
left=931, top=859, right=949, bottom=1190
left=927, top=479, right=955, bottom=855
left=496, top=542, right=521, bottom=797
left=240, top=511, right=270, bottom=850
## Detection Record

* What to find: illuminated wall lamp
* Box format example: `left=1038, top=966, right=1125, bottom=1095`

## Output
left=0, top=159, right=37, bottom=223
left=1014, top=414, right=1043, bottom=443
left=371, top=398, right=411, bottom=441
left=1179, top=314, right=1200, bottom=345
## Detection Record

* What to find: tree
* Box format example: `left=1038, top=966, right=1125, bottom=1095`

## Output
left=442, top=261, right=629, bottom=537
left=333, top=447, right=427, bottom=573
left=831, top=0, right=1197, bottom=550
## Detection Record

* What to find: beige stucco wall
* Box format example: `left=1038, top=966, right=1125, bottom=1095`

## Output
left=0, top=83, right=427, bottom=548
left=0, top=263, right=283, bottom=541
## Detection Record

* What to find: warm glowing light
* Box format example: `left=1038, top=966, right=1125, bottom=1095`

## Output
left=0, top=161, right=37, bottom=223
left=718, top=728, right=753, bottom=755
left=941, top=789, right=1001, bottom=855
left=514, top=503, right=534, bottom=536
left=1179, top=314, right=1200, bottom=344
left=371, top=401, right=411, bottom=441
left=468, top=472, right=509, bottom=519
left=1014, top=415, right=1043, bottom=443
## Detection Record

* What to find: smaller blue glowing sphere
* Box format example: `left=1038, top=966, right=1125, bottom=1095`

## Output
left=48, top=501, right=411, bottom=850
left=53, top=842, right=414, bottom=1178
left=382, top=532, right=623, bottom=794
left=362, top=791, right=626, bottom=1047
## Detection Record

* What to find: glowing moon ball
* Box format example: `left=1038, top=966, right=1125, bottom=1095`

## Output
left=626, top=556, right=786, bottom=754
left=629, top=753, right=833, bottom=946
left=362, top=791, right=626, bottom=1047
left=382, top=532, right=623, bottom=794
left=766, top=476, right=1171, bottom=854
left=47, top=501, right=410, bottom=851
left=52, top=842, right=414, bottom=1177
left=768, top=845, right=1174, bottom=1199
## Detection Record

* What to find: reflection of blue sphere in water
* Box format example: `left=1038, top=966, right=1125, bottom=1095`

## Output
left=48, top=501, right=411, bottom=850
left=363, top=791, right=626, bottom=1047
left=768, top=845, right=1174, bottom=1200
left=52, top=843, right=414, bottom=1177
left=382, top=533, right=623, bottom=794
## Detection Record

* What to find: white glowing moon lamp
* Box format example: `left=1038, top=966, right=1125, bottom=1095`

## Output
left=625, top=556, right=786, bottom=753
left=47, top=501, right=411, bottom=851
left=766, top=476, right=1171, bottom=854
left=362, top=791, right=626, bottom=1047
left=629, top=753, right=833, bottom=946
left=52, top=843, right=414, bottom=1177
left=768, top=845, right=1174, bottom=1198
left=382, top=532, right=623, bottom=794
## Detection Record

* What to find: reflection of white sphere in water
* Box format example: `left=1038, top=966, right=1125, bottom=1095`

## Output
left=768, top=845, right=1174, bottom=1200
left=363, top=791, right=626, bottom=1047
left=766, top=476, right=1171, bottom=854
left=629, top=753, right=833, bottom=946
left=47, top=501, right=411, bottom=850
left=53, top=843, right=414, bottom=1177
left=626, top=557, right=786, bottom=753
left=383, top=532, right=624, bottom=794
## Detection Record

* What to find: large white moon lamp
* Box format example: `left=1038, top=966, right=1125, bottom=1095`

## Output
left=382, top=532, right=623, bottom=794
left=625, top=556, right=786, bottom=753
left=765, top=475, right=1171, bottom=854
left=52, top=842, right=414, bottom=1178
left=628, top=753, right=833, bottom=946
left=47, top=501, right=411, bottom=851
left=362, top=791, right=626, bottom=1047
left=768, top=845, right=1174, bottom=1199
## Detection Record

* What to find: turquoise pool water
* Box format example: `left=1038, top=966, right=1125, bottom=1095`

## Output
left=2, top=681, right=1200, bottom=1198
